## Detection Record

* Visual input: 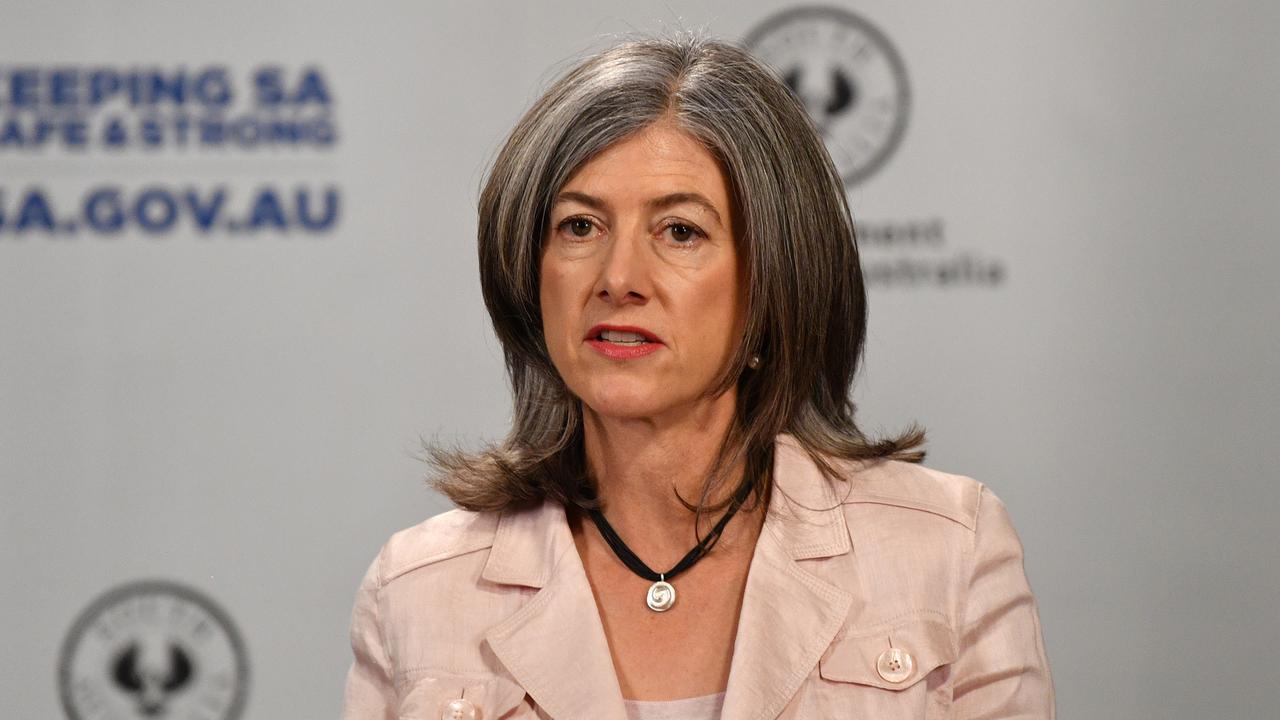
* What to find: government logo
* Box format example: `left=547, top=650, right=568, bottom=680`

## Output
left=58, top=580, right=249, bottom=720
left=746, top=6, right=911, bottom=187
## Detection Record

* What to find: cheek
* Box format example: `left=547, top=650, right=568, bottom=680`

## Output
left=538, top=261, right=576, bottom=350
left=689, top=269, right=743, bottom=352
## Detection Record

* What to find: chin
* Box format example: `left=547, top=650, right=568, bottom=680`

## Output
left=580, top=384, right=669, bottom=420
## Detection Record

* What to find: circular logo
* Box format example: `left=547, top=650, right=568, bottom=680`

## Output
left=746, top=6, right=911, bottom=187
left=59, top=580, right=249, bottom=720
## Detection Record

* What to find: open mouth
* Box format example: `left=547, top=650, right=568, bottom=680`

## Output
left=586, top=325, right=662, bottom=344
left=584, top=325, right=663, bottom=358
left=594, top=330, right=656, bottom=345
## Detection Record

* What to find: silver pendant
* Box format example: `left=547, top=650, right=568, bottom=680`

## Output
left=646, top=579, right=676, bottom=612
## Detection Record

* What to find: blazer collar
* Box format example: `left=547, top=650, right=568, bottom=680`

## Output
left=480, top=433, right=854, bottom=719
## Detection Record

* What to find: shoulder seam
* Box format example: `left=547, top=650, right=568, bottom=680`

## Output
left=831, top=458, right=986, bottom=531
left=841, top=473, right=985, bottom=531
left=379, top=510, right=500, bottom=585
left=376, top=544, right=397, bottom=673
left=375, top=541, right=388, bottom=589
left=957, top=483, right=987, bottom=635
left=842, top=493, right=978, bottom=531
left=383, top=540, right=494, bottom=584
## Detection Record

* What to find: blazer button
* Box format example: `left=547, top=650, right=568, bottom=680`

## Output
left=876, top=647, right=915, bottom=683
left=441, top=697, right=478, bottom=720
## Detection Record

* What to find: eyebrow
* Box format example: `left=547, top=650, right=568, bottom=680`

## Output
left=553, top=190, right=724, bottom=228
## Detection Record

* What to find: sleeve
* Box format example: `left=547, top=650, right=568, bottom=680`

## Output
left=951, top=485, right=1056, bottom=720
left=341, top=547, right=397, bottom=720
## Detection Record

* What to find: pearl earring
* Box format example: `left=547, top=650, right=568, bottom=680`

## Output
left=747, top=354, right=762, bottom=369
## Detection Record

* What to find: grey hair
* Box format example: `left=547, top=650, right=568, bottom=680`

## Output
left=425, top=33, right=924, bottom=523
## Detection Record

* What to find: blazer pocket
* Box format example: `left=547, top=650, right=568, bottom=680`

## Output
left=806, top=616, right=957, bottom=719
left=819, top=615, right=957, bottom=690
left=396, top=670, right=529, bottom=719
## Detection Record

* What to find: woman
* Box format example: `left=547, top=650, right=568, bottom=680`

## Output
left=343, top=35, right=1054, bottom=720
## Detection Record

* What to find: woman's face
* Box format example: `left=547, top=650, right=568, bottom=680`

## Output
left=539, top=121, right=745, bottom=423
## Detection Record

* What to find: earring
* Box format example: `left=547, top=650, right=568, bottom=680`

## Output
left=747, top=354, right=762, bottom=370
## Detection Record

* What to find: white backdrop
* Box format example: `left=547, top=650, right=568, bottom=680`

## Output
left=2, top=1, right=1277, bottom=718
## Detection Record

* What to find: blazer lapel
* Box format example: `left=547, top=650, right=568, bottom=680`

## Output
left=481, top=500, right=629, bottom=720
left=719, top=434, right=856, bottom=720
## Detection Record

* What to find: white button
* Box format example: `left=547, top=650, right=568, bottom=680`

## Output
left=441, top=697, right=477, bottom=720
left=876, top=647, right=915, bottom=683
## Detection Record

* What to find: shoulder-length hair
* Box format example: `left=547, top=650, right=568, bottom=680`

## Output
left=426, top=33, right=924, bottom=523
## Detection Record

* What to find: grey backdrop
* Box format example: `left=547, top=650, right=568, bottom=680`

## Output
left=2, top=1, right=1277, bottom=718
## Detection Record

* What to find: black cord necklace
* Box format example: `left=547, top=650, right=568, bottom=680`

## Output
left=585, top=478, right=755, bottom=612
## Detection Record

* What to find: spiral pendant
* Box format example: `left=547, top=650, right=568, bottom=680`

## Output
left=646, top=580, right=676, bottom=612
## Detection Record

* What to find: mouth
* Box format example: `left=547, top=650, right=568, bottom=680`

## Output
left=584, top=324, right=663, bottom=345
left=583, top=324, right=664, bottom=359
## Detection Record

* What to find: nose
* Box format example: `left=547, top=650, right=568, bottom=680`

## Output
left=595, top=223, right=651, bottom=306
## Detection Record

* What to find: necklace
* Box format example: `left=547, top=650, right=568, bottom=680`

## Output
left=585, top=478, right=755, bottom=612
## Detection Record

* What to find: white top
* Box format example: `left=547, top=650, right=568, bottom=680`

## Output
left=622, top=692, right=726, bottom=720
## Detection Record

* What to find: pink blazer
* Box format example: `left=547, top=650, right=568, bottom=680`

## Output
left=342, top=434, right=1055, bottom=719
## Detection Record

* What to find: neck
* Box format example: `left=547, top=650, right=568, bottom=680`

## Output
left=578, top=390, right=761, bottom=568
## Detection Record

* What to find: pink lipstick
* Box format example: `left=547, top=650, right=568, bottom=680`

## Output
left=584, top=324, right=664, bottom=359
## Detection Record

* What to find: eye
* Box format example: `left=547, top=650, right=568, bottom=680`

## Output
left=663, top=222, right=705, bottom=245
left=559, top=216, right=596, bottom=238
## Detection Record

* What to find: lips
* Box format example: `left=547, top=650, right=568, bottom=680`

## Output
left=584, top=324, right=663, bottom=360
left=584, top=324, right=662, bottom=343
